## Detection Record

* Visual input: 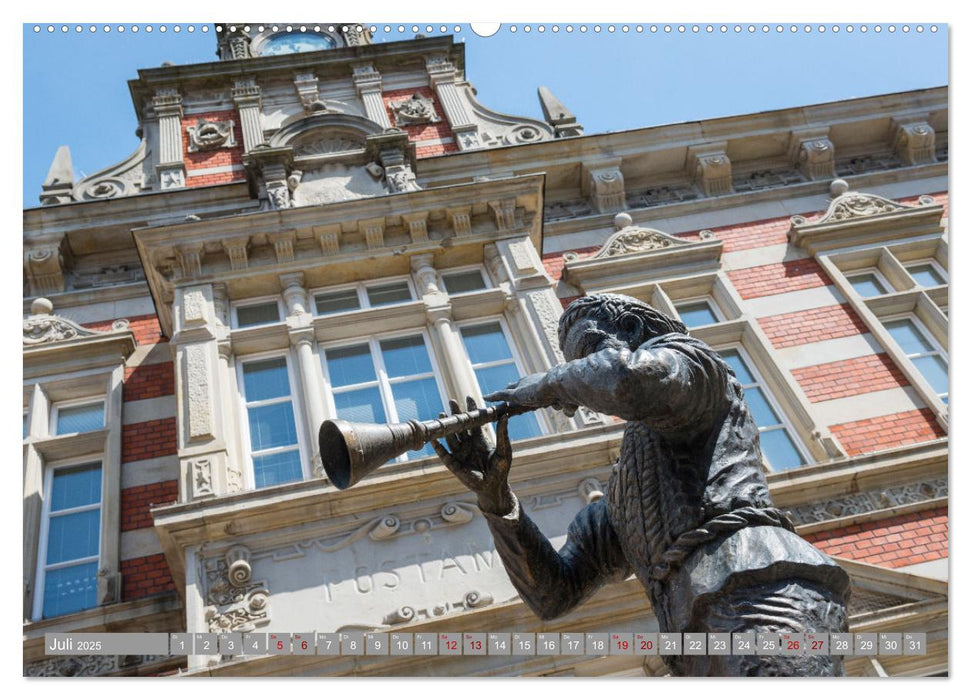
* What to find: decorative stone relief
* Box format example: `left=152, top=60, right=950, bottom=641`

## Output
left=790, top=187, right=932, bottom=227
left=733, top=165, right=805, bottom=192
left=381, top=590, right=493, bottom=626
left=159, top=167, right=185, bottom=190
left=280, top=272, right=308, bottom=315
left=544, top=197, right=594, bottom=221
left=507, top=239, right=541, bottom=277
left=269, top=231, right=296, bottom=263
left=23, top=297, right=129, bottom=345
left=402, top=213, right=429, bottom=243
left=688, top=146, right=733, bottom=196
left=525, top=289, right=566, bottom=365
left=186, top=118, right=237, bottom=153
left=189, top=457, right=215, bottom=499
left=288, top=162, right=388, bottom=207
left=590, top=223, right=693, bottom=259
left=448, top=207, right=472, bottom=236
left=411, top=254, right=441, bottom=296
left=483, top=243, right=511, bottom=286
left=457, top=130, right=481, bottom=150
left=317, top=227, right=340, bottom=255
left=293, top=72, right=321, bottom=112
left=893, top=121, right=937, bottom=165
left=361, top=219, right=385, bottom=249
left=204, top=548, right=271, bottom=634
left=292, top=137, right=365, bottom=157
left=223, top=236, right=249, bottom=271
left=796, top=138, right=836, bottom=180
left=391, top=93, right=440, bottom=125
left=488, top=199, right=517, bottom=230
left=24, top=242, right=67, bottom=295
left=180, top=285, right=212, bottom=327
left=24, top=654, right=164, bottom=677
left=73, top=264, right=145, bottom=289
left=625, top=184, right=698, bottom=210
left=788, top=478, right=947, bottom=525
left=584, top=165, right=626, bottom=213
left=184, top=344, right=214, bottom=441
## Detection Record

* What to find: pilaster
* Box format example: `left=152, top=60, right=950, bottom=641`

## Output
left=232, top=78, right=265, bottom=152
left=425, top=55, right=479, bottom=150
left=352, top=64, right=392, bottom=129
left=153, top=89, right=186, bottom=190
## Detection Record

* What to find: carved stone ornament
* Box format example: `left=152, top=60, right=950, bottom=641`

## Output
left=893, top=121, right=937, bottom=165
left=391, top=93, right=440, bottom=125
left=585, top=166, right=626, bottom=214
left=24, top=297, right=129, bottom=345
left=204, top=549, right=271, bottom=634
left=187, top=118, right=238, bottom=152
left=688, top=147, right=733, bottom=196
left=797, top=138, right=836, bottom=180
left=792, top=188, right=931, bottom=227
left=788, top=478, right=947, bottom=525
left=381, top=589, right=494, bottom=626
left=292, top=136, right=365, bottom=157
left=73, top=138, right=151, bottom=201
left=25, top=655, right=128, bottom=677
left=591, top=226, right=692, bottom=259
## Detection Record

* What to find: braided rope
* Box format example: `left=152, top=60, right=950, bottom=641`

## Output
left=649, top=506, right=796, bottom=582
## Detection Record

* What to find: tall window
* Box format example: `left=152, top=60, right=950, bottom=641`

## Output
left=720, top=349, right=807, bottom=471
left=239, top=357, right=304, bottom=488
left=36, top=462, right=102, bottom=619
left=459, top=322, right=542, bottom=441
left=321, top=334, right=446, bottom=460
left=885, top=317, right=948, bottom=404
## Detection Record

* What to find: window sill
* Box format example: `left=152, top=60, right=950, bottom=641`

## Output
left=27, top=429, right=109, bottom=461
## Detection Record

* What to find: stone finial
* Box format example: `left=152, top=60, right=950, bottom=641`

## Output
left=614, top=212, right=634, bottom=230
left=39, top=146, right=76, bottom=205
left=537, top=86, right=584, bottom=138
left=829, top=179, right=850, bottom=197
left=30, top=297, right=53, bottom=315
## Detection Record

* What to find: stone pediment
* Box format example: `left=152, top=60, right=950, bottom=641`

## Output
left=23, top=298, right=129, bottom=346
left=72, top=138, right=153, bottom=201
left=562, top=214, right=723, bottom=293
left=789, top=183, right=944, bottom=253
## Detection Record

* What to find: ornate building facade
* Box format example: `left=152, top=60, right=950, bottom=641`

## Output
left=23, top=24, right=948, bottom=677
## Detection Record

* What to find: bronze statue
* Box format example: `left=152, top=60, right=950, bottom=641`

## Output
left=431, top=293, right=850, bottom=676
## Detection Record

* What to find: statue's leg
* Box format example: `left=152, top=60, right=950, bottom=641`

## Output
left=683, top=578, right=849, bottom=677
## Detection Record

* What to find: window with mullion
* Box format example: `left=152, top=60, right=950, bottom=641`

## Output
left=37, top=462, right=102, bottom=619
left=239, top=356, right=304, bottom=488
left=459, top=321, right=542, bottom=442
left=720, top=348, right=807, bottom=471
left=322, top=333, right=446, bottom=461
left=885, top=317, right=948, bottom=404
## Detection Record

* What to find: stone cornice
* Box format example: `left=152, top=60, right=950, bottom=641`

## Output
left=128, top=36, right=464, bottom=120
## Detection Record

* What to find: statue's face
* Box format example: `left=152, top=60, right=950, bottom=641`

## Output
left=562, top=315, right=626, bottom=361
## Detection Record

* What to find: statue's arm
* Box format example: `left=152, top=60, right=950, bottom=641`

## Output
left=480, top=495, right=631, bottom=620
left=488, top=338, right=727, bottom=427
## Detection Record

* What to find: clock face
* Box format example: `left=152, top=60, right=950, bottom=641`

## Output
left=259, top=31, right=337, bottom=56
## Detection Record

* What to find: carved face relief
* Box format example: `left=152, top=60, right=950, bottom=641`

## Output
left=391, top=93, right=440, bottom=126
left=187, top=118, right=237, bottom=152
left=289, top=163, right=389, bottom=207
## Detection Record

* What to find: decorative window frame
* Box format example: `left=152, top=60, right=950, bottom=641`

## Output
left=310, top=275, right=417, bottom=318
left=32, top=457, right=104, bottom=621
left=234, top=349, right=313, bottom=490
left=22, top=305, right=134, bottom=622
left=317, top=329, right=451, bottom=462
left=231, top=295, right=285, bottom=329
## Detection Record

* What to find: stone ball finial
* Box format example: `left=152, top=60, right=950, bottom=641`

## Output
left=614, top=212, right=633, bottom=230
left=829, top=179, right=850, bottom=197
left=30, top=298, right=53, bottom=316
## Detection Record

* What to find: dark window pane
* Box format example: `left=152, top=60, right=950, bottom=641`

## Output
left=907, top=264, right=946, bottom=287
left=248, top=403, right=298, bottom=451
left=236, top=302, right=280, bottom=327
left=848, top=273, right=888, bottom=298
left=366, top=281, right=412, bottom=307
left=46, top=509, right=100, bottom=565
left=253, top=450, right=302, bottom=488
left=381, top=336, right=432, bottom=378
left=326, top=344, right=376, bottom=387
left=442, top=270, right=486, bottom=294
left=334, top=387, right=386, bottom=424
left=51, top=464, right=101, bottom=511
left=242, top=358, right=291, bottom=401
left=315, top=289, right=361, bottom=315
left=677, top=301, right=718, bottom=328
left=760, top=429, right=805, bottom=471
left=42, top=561, right=98, bottom=618
left=461, top=323, right=512, bottom=364
left=885, top=319, right=934, bottom=355
left=55, top=403, right=104, bottom=435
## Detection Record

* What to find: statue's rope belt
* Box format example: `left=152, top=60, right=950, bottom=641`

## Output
left=648, top=506, right=796, bottom=582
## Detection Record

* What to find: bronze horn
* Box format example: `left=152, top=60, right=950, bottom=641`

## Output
left=318, top=402, right=532, bottom=490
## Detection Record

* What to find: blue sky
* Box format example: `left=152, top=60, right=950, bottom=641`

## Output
left=22, top=22, right=947, bottom=206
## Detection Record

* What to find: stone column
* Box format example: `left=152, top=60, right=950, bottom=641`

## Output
left=98, top=362, right=125, bottom=606
left=426, top=304, right=480, bottom=404
left=153, top=89, right=186, bottom=189
left=353, top=64, right=392, bottom=129
left=232, top=78, right=265, bottom=152
left=425, top=55, right=479, bottom=150
left=22, top=382, right=48, bottom=620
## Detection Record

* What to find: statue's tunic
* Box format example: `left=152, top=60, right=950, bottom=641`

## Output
left=482, top=333, right=850, bottom=675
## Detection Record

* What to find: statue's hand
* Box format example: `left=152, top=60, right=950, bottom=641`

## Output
left=484, top=372, right=579, bottom=417
left=431, top=397, right=515, bottom=515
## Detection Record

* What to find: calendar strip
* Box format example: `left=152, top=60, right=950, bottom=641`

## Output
left=45, top=632, right=928, bottom=657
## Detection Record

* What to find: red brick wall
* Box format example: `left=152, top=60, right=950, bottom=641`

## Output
left=792, top=353, right=910, bottom=403
left=84, top=314, right=165, bottom=346
left=830, top=408, right=946, bottom=456
left=382, top=88, right=458, bottom=158
left=759, top=303, right=869, bottom=349
left=124, top=362, right=175, bottom=402
left=678, top=216, right=791, bottom=253
left=120, top=480, right=179, bottom=531
left=120, top=553, right=176, bottom=601
left=727, top=258, right=831, bottom=300
left=805, top=507, right=947, bottom=568
left=181, top=110, right=246, bottom=188
left=122, top=418, right=178, bottom=464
